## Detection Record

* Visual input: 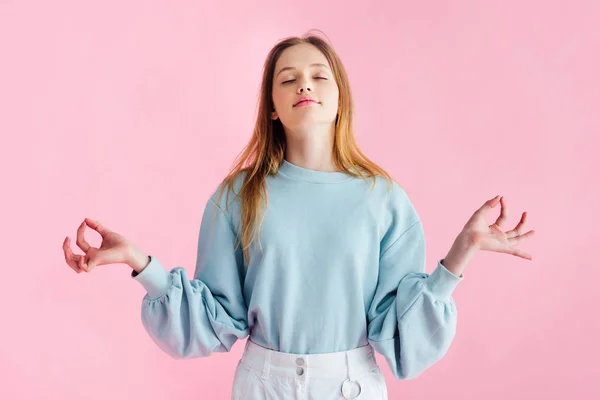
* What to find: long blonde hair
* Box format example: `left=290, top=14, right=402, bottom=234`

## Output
left=215, top=30, right=395, bottom=266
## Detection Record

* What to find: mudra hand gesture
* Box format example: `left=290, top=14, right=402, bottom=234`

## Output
left=464, top=195, right=535, bottom=260
left=62, top=218, right=141, bottom=273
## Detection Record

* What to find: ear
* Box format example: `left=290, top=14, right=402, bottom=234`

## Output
left=271, top=110, right=278, bottom=120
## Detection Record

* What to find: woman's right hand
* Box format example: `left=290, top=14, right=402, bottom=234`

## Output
left=63, top=218, right=139, bottom=273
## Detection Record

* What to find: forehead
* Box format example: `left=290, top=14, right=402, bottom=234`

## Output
left=275, top=43, right=331, bottom=71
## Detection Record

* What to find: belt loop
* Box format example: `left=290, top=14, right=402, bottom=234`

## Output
left=261, top=347, right=271, bottom=380
left=345, top=351, right=357, bottom=381
left=341, top=351, right=362, bottom=399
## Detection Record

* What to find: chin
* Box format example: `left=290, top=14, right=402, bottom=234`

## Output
left=284, top=119, right=335, bottom=130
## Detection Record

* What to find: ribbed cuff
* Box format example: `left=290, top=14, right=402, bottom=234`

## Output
left=425, top=258, right=464, bottom=300
left=130, top=255, right=172, bottom=298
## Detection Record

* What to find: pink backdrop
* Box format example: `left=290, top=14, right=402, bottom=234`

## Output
left=1, top=0, right=598, bottom=398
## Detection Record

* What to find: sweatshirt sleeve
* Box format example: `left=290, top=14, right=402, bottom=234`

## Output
left=366, top=219, right=464, bottom=380
left=131, top=197, right=250, bottom=359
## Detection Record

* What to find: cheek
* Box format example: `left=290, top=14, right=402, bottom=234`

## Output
left=322, top=87, right=339, bottom=107
left=271, top=91, right=284, bottom=110
left=323, top=84, right=339, bottom=101
left=272, top=88, right=290, bottom=103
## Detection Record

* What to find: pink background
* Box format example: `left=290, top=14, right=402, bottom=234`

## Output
left=1, top=0, right=598, bottom=398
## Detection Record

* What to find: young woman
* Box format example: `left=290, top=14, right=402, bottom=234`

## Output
left=63, top=31, right=535, bottom=400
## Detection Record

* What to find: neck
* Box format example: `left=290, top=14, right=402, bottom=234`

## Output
left=283, top=124, right=339, bottom=172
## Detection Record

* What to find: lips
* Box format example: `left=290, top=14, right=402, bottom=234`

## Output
left=295, top=100, right=316, bottom=106
left=294, top=96, right=319, bottom=106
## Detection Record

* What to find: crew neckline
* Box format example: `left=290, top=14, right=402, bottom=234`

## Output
left=277, top=159, right=354, bottom=183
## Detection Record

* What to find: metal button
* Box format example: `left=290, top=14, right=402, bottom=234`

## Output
left=296, top=366, right=304, bottom=375
left=296, top=358, right=304, bottom=366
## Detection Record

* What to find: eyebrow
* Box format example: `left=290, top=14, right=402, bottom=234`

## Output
left=276, top=63, right=330, bottom=77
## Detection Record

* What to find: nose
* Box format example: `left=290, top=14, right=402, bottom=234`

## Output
left=297, top=81, right=312, bottom=93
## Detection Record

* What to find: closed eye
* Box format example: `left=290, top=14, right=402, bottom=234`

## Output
left=282, top=77, right=328, bottom=84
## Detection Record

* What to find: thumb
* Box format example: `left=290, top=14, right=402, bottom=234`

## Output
left=85, top=249, right=118, bottom=270
left=473, top=195, right=501, bottom=217
left=83, top=252, right=104, bottom=270
left=486, top=195, right=501, bottom=207
left=82, top=254, right=95, bottom=271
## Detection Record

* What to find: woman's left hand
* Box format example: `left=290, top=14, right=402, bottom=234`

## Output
left=462, top=195, right=535, bottom=260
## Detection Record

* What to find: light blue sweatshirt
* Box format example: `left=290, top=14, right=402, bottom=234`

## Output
left=131, top=159, right=464, bottom=380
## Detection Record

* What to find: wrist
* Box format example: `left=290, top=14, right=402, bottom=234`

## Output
left=127, top=246, right=150, bottom=273
left=442, top=232, right=478, bottom=277
left=456, top=229, right=480, bottom=251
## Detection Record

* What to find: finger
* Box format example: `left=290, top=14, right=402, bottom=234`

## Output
left=84, top=218, right=111, bottom=237
left=76, top=221, right=91, bottom=254
left=505, top=212, right=528, bottom=238
left=493, top=196, right=508, bottom=228
left=79, top=254, right=92, bottom=272
left=477, top=195, right=501, bottom=214
left=511, top=247, right=532, bottom=260
left=63, top=237, right=83, bottom=273
left=78, top=254, right=88, bottom=272
left=507, top=229, right=536, bottom=246
left=63, top=236, right=78, bottom=265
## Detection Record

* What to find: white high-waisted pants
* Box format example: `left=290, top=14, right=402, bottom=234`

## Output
left=231, top=339, right=388, bottom=400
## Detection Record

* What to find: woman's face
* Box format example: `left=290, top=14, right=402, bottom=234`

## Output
left=271, top=43, right=339, bottom=131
